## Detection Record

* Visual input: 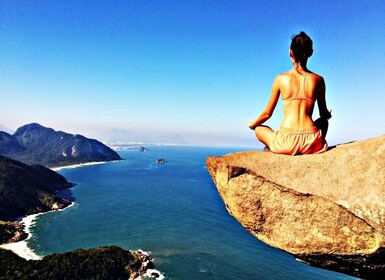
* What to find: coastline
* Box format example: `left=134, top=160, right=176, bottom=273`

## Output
left=0, top=160, right=115, bottom=260
left=51, top=160, right=113, bottom=171
left=0, top=203, right=165, bottom=279
left=1, top=159, right=164, bottom=279
left=0, top=203, right=75, bottom=260
left=0, top=214, right=42, bottom=260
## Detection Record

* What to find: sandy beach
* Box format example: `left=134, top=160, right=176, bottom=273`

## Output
left=0, top=214, right=42, bottom=260
left=0, top=203, right=75, bottom=260
left=51, top=161, right=111, bottom=171
left=0, top=161, right=111, bottom=260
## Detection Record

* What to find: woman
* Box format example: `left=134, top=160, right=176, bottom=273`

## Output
left=248, top=32, right=331, bottom=155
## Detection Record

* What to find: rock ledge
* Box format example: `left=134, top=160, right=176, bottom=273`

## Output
left=206, top=135, right=385, bottom=279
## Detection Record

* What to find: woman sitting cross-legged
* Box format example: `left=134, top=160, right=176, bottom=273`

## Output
left=248, top=31, right=332, bottom=155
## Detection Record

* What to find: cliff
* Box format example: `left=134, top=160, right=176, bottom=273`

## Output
left=206, top=135, right=385, bottom=279
left=0, top=123, right=121, bottom=167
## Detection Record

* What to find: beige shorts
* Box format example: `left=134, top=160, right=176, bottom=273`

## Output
left=270, top=127, right=328, bottom=155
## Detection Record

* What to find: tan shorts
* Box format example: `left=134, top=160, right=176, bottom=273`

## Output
left=270, top=127, right=328, bottom=155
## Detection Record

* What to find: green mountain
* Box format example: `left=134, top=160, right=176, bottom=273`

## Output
left=0, top=123, right=121, bottom=167
left=0, top=155, right=72, bottom=222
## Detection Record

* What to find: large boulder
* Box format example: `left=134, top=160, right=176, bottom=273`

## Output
left=206, top=135, right=385, bottom=279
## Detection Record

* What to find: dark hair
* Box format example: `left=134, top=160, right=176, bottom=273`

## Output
left=290, top=31, right=313, bottom=61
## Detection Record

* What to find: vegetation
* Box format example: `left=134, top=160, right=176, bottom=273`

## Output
left=0, top=246, right=146, bottom=280
left=0, top=123, right=121, bottom=167
left=0, top=155, right=72, bottom=221
left=0, top=155, right=72, bottom=242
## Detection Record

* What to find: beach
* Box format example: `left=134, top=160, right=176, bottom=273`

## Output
left=51, top=161, right=113, bottom=171
left=1, top=160, right=118, bottom=260
left=0, top=214, right=42, bottom=260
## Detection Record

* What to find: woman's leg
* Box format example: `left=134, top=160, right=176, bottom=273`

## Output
left=314, top=118, right=329, bottom=139
left=255, top=125, right=275, bottom=148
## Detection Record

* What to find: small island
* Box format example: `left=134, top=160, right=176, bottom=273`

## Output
left=156, top=158, right=166, bottom=164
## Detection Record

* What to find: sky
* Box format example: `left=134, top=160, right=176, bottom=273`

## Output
left=0, top=0, right=384, bottom=147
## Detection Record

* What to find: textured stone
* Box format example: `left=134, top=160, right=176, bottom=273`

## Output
left=206, top=135, right=385, bottom=279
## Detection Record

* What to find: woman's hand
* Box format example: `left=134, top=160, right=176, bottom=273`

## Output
left=248, top=119, right=257, bottom=130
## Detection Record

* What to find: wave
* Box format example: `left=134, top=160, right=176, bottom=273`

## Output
left=134, top=249, right=165, bottom=280
left=0, top=214, right=42, bottom=260
left=0, top=202, right=76, bottom=260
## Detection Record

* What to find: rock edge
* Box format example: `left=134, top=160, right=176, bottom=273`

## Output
left=206, top=135, right=385, bottom=279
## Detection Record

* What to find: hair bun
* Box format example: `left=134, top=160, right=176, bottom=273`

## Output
left=290, top=31, right=313, bottom=61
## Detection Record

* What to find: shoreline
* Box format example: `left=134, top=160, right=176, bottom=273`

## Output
left=1, top=160, right=115, bottom=260
left=0, top=205, right=165, bottom=279
left=0, top=203, right=75, bottom=260
left=51, top=160, right=115, bottom=171
left=0, top=213, right=42, bottom=260
left=1, top=160, right=164, bottom=279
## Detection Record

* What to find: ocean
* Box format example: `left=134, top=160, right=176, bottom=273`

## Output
left=26, top=146, right=356, bottom=279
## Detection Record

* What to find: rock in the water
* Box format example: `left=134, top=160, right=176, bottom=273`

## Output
left=206, top=135, right=385, bottom=279
left=156, top=158, right=166, bottom=164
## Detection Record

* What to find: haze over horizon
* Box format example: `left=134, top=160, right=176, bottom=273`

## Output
left=1, top=1, right=384, bottom=147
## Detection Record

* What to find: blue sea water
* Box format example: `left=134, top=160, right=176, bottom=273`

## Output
left=27, top=146, right=357, bottom=280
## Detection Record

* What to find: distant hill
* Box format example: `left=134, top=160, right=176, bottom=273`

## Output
left=0, top=123, right=121, bottom=167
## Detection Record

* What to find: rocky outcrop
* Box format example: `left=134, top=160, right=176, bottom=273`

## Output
left=0, top=246, right=157, bottom=280
left=206, top=135, right=385, bottom=279
left=0, top=221, right=28, bottom=244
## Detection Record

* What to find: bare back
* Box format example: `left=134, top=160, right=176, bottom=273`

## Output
left=277, top=69, right=325, bottom=129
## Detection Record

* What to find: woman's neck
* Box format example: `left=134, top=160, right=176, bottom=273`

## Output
left=293, top=61, right=308, bottom=74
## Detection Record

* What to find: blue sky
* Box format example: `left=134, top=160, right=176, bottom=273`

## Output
left=1, top=0, right=384, bottom=147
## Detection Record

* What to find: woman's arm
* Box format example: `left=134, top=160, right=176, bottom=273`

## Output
left=248, top=76, right=281, bottom=129
left=316, top=77, right=332, bottom=120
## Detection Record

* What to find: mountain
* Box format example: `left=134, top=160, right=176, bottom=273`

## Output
left=0, top=123, right=121, bottom=167
left=0, top=132, right=25, bottom=155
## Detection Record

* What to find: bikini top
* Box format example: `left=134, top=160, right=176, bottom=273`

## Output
left=282, top=73, right=315, bottom=104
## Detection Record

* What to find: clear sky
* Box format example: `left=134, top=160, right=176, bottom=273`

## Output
left=1, top=0, right=384, bottom=147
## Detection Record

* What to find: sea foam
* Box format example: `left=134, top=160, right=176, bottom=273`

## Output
left=0, top=214, right=42, bottom=260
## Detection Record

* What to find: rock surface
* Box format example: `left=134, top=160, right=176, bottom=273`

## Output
left=206, top=135, right=385, bottom=279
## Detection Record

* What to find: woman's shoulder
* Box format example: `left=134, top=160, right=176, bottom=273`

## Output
left=307, top=72, right=325, bottom=87
left=279, top=70, right=293, bottom=77
left=275, top=71, right=292, bottom=82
